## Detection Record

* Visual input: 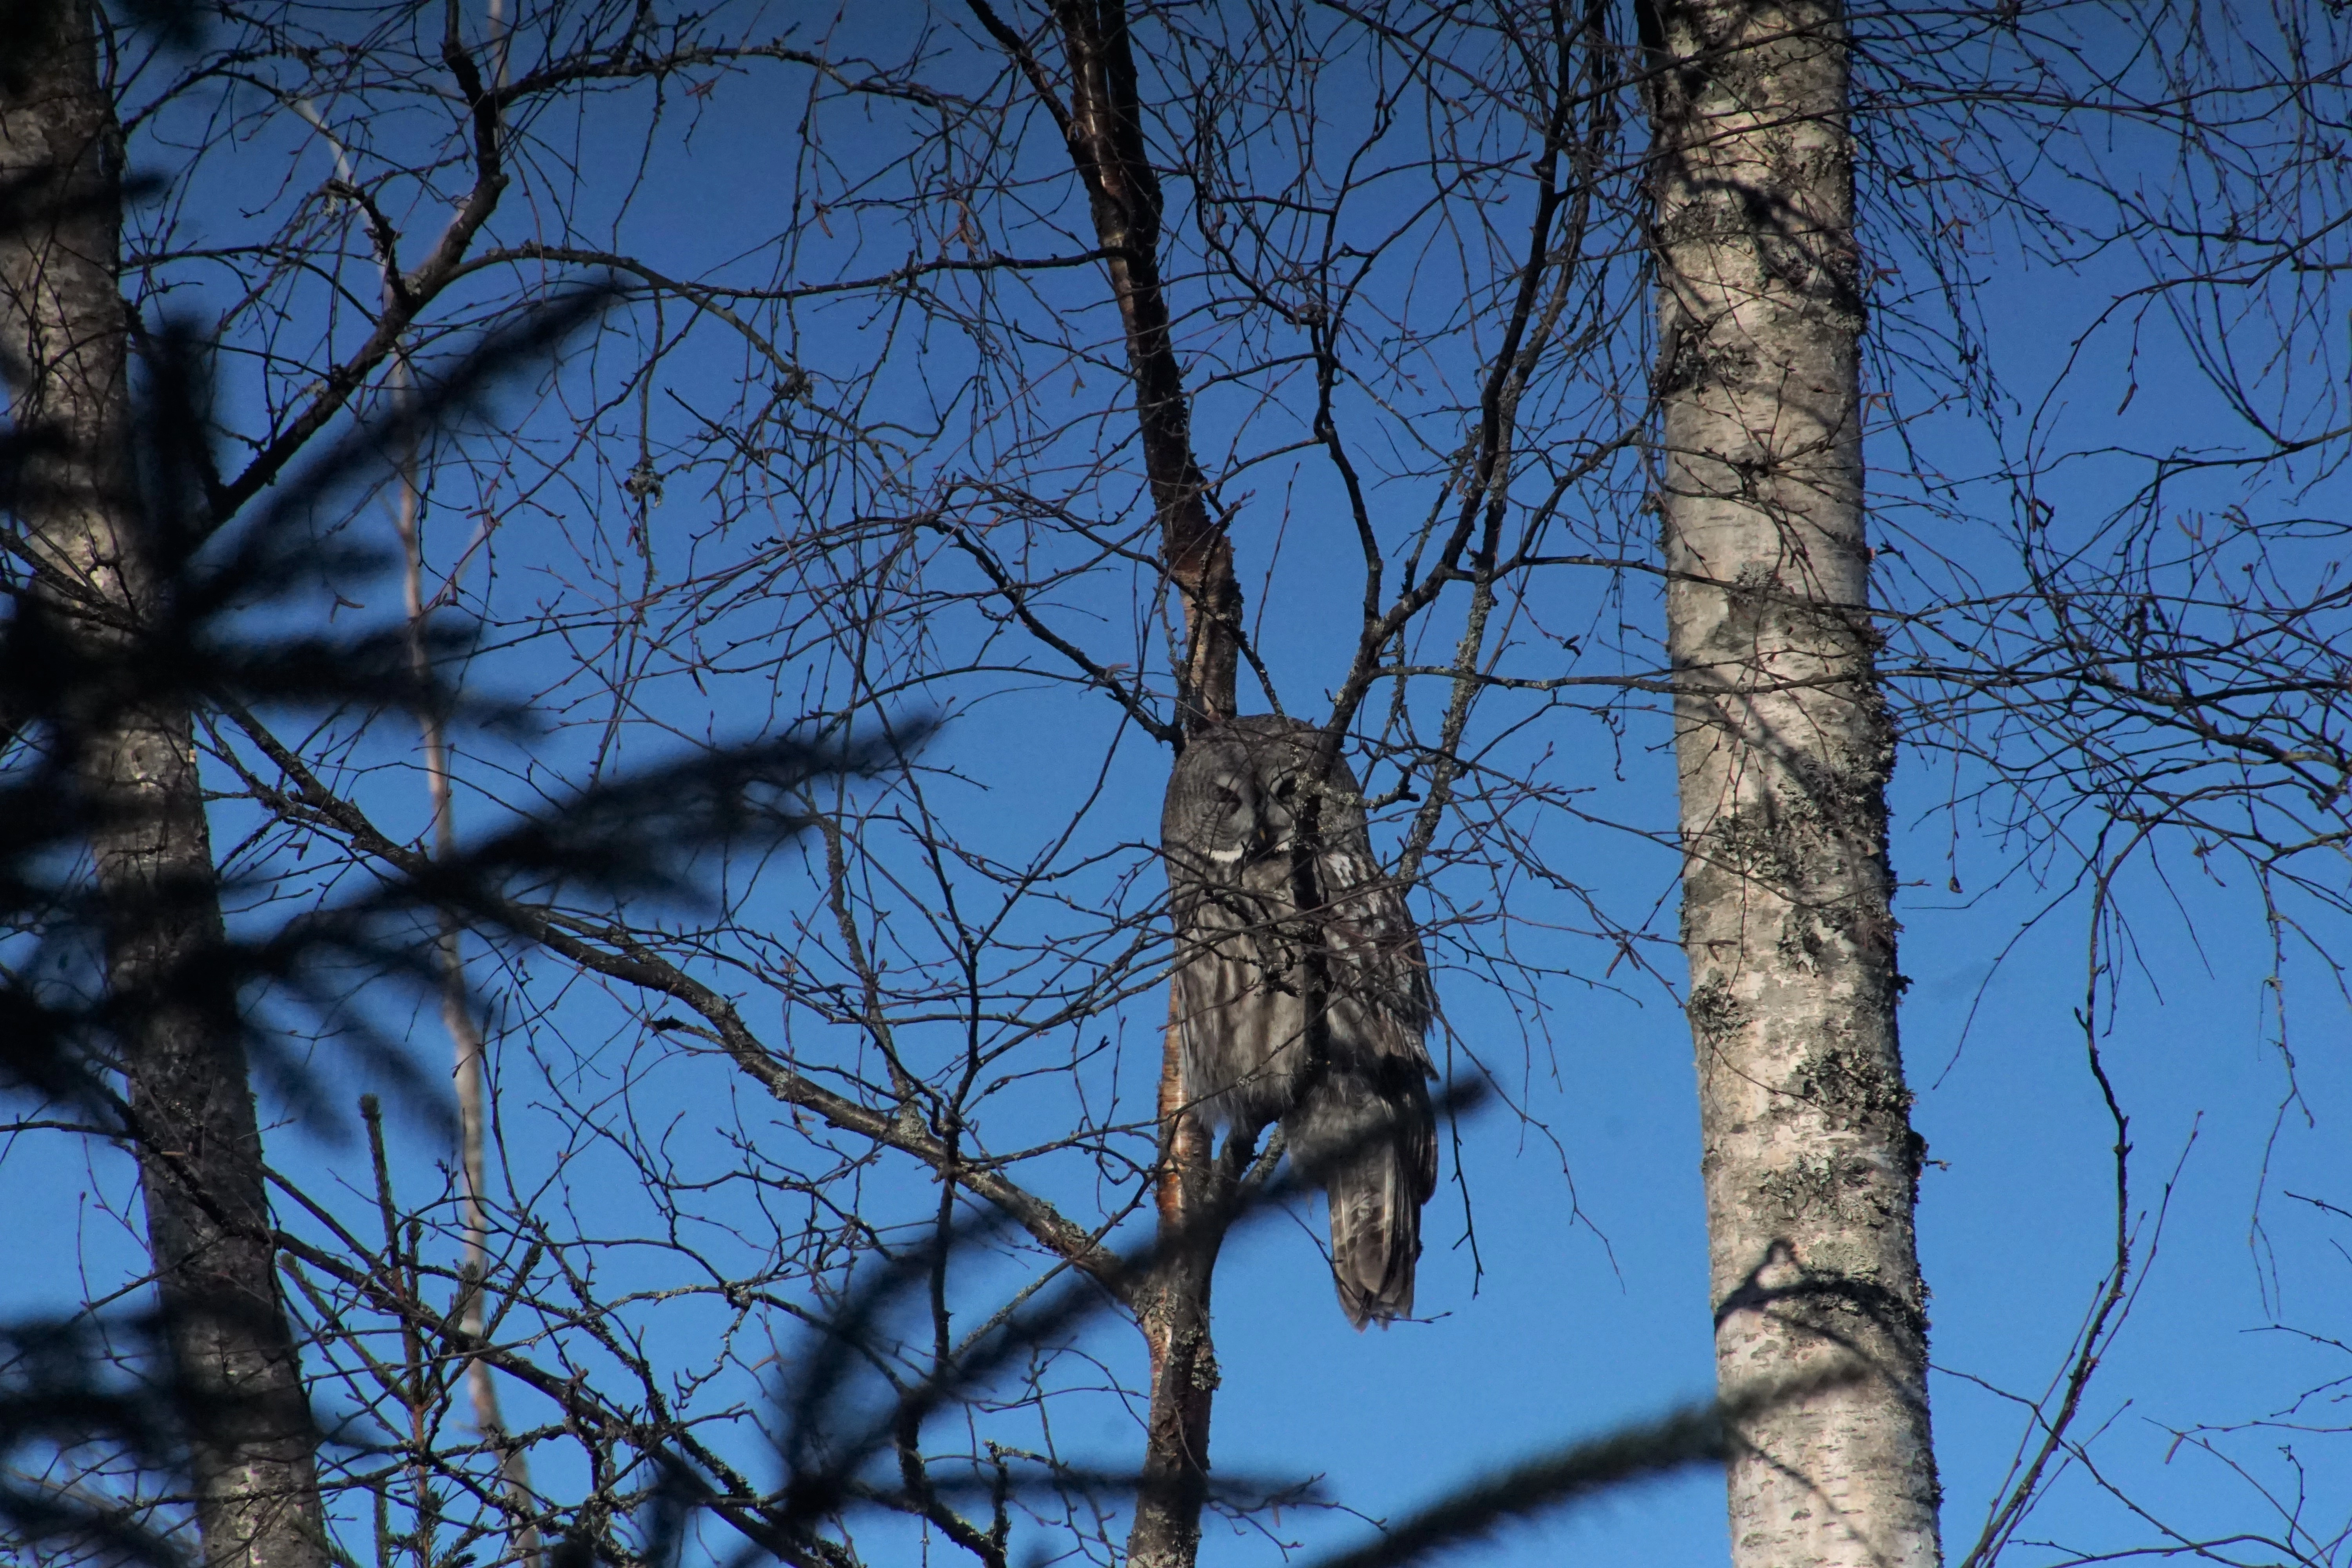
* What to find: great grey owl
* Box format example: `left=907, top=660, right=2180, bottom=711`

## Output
left=1161, top=715, right=1438, bottom=1328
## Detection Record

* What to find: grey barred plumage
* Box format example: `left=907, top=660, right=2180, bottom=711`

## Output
left=1161, top=715, right=1438, bottom=1328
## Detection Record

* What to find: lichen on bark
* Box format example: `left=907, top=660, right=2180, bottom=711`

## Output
left=1641, top=1, right=1944, bottom=1565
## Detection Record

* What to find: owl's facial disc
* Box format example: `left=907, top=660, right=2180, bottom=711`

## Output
left=1260, top=773, right=1300, bottom=855
left=1202, top=771, right=1257, bottom=866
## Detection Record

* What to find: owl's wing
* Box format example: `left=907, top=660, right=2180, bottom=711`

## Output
left=1297, top=839, right=1441, bottom=1326
left=1308, top=1061, right=1433, bottom=1326
left=1314, top=840, right=1437, bottom=1073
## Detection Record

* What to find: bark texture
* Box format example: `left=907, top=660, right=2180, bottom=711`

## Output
left=1038, top=0, right=1239, bottom=738
left=0, top=9, right=330, bottom=1568
left=1129, top=1024, right=1230, bottom=1568
left=1642, top=4, right=1943, bottom=1566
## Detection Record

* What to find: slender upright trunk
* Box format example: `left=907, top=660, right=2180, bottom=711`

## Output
left=0, top=9, right=329, bottom=1567
left=395, top=399, right=541, bottom=1565
left=1126, top=1017, right=1231, bottom=1568
left=1641, top=4, right=1942, bottom=1566
left=969, top=5, right=1247, bottom=1566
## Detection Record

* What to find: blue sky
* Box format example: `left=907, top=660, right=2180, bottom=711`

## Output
left=6, top=6, right=2349, bottom=1568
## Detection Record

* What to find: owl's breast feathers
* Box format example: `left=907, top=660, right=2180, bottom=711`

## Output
left=1161, top=717, right=1441, bottom=1327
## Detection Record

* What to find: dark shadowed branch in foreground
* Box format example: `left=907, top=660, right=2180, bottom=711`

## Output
left=0, top=298, right=903, bottom=1567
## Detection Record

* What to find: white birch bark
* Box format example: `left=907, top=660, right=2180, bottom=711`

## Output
left=1642, top=4, right=1944, bottom=1565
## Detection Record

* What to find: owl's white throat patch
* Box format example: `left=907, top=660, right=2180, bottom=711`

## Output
left=1205, top=844, right=1247, bottom=864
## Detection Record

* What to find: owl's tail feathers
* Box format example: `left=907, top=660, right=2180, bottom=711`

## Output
left=1287, top=1071, right=1437, bottom=1330
left=1324, top=1141, right=1423, bottom=1329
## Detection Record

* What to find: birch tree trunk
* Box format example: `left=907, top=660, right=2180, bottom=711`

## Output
left=0, top=8, right=330, bottom=1567
left=1641, top=4, right=1944, bottom=1566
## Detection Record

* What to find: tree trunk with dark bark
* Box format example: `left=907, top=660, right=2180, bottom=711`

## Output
left=0, top=9, right=330, bottom=1568
left=1127, top=1024, right=1231, bottom=1568
left=1641, top=3, right=1944, bottom=1566
left=962, top=4, right=1252, bottom=1566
